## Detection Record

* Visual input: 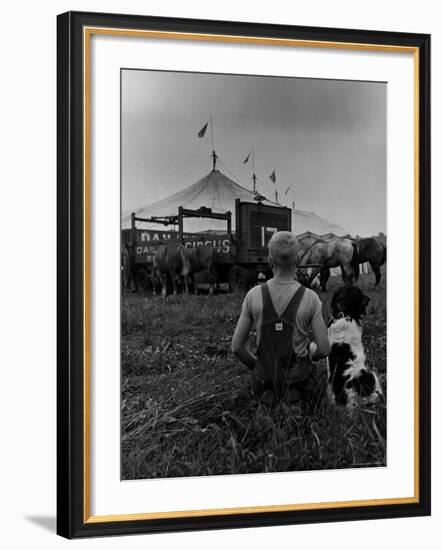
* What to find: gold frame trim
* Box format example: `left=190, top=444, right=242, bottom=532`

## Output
left=82, top=27, right=420, bottom=524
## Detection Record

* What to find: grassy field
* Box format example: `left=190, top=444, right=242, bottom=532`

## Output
left=121, top=271, right=386, bottom=480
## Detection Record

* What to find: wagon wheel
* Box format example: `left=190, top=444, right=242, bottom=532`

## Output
left=135, top=268, right=151, bottom=292
left=228, top=266, right=249, bottom=292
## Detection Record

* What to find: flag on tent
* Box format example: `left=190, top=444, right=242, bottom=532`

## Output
left=243, top=152, right=251, bottom=164
left=284, top=185, right=291, bottom=195
left=198, top=122, right=208, bottom=138
left=269, top=170, right=276, bottom=184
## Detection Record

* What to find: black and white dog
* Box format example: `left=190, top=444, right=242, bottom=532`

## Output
left=327, top=286, right=383, bottom=409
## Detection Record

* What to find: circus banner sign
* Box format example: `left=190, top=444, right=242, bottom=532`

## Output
left=125, top=228, right=231, bottom=264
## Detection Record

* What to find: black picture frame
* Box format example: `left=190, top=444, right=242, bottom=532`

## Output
left=57, top=10, right=431, bottom=539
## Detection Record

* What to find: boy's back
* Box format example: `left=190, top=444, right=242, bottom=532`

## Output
left=231, top=230, right=330, bottom=402
left=242, top=278, right=323, bottom=358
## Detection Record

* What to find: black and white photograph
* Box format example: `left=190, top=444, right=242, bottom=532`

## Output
left=0, top=0, right=435, bottom=543
left=120, top=68, right=387, bottom=480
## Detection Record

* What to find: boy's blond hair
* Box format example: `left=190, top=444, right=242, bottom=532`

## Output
left=268, top=231, right=299, bottom=271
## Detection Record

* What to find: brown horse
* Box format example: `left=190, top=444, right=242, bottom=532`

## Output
left=297, top=233, right=320, bottom=260
left=354, top=237, right=386, bottom=286
left=185, top=245, right=219, bottom=295
left=121, top=244, right=131, bottom=292
left=121, top=243, right=138, bottom=292
left=153, top=242, right=191, bottom=296
left=297, top=233, right=338, bottom=290
left=299, top=237, right=358, bottom=290
left=153, top=242, right=219, bottom=296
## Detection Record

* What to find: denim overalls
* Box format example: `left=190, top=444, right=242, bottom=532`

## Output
left=251, top=283, right=316, bottom=402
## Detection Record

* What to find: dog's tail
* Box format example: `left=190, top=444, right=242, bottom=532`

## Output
left=351, top=241, right=360, bottom=281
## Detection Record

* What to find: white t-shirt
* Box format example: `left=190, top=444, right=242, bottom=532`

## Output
left=241, top=279, right=323, bottom=357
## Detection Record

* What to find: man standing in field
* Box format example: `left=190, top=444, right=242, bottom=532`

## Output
left=231, top=231, right=330, bottom=405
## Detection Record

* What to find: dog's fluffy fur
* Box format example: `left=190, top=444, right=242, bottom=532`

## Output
left=327, top=286, right=383, bottom=409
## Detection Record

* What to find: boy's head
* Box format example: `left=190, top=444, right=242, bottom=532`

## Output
left=268, top=231, right=299, bottom=273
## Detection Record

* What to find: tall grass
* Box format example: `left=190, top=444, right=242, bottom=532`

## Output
left=121, top=272, right=386, bottom=480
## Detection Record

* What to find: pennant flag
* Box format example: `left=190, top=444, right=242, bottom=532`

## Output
left=284, top=185, right=291, bottom=195
left=198, top=122, right=208, bottom=138
left=269, top=170, right=276, bottom=184
left=243, top=152, right=251, bottom=164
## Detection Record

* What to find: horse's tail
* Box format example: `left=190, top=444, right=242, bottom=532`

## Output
left=351, top=241, right=360, bottom=281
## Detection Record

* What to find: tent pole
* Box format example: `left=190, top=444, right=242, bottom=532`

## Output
left=252, top=148, right=256, bottom=193
left=210, top=118, right=217, bottom=171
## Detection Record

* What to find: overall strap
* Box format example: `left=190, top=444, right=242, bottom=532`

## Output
left=280, top=285, right=306, bottom=323
left=261, top=283, right=278, bottom=321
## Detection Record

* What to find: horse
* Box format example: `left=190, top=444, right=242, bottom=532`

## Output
left=298, top=237, right=359, bottom=290
left=185, top=244, right=219, bottom=295
left=153, top=242, right=219, bottom=296
left=297, top=233, right=320, bottom=260
left=153, top=242, right=191, bottom=297
left=121, top=244, right=131, bottom=293
left=354, top=237, right=386, bottom=286
left=296, top=233, right=339, bottom=290
left=121, top=243, right=138, bottom=293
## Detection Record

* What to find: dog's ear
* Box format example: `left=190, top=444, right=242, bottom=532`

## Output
left=361, top=294, right=370, bottom=313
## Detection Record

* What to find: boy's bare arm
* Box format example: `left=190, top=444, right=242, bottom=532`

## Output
left=231, top=311, right=257, bottom=369
left=310, top=314, right=331, bottom=360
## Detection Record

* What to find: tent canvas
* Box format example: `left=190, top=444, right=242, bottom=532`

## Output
left=122, top=168, right=349, bottom=237
left=122, top=169, right=276, bottom=232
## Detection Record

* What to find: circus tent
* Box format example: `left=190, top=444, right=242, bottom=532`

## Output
left=122, top=168, right=350, bottom=237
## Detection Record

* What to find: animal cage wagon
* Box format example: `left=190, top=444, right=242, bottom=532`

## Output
left=122, top=199, right=298, bottom=292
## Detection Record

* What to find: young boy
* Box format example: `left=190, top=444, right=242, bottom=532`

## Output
left=231, top=231, right=330, bottom=403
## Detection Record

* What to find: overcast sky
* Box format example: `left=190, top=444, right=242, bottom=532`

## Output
left=122, top=69, right=386, bottom=236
